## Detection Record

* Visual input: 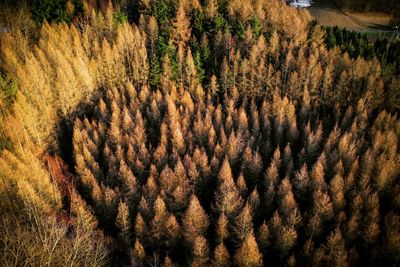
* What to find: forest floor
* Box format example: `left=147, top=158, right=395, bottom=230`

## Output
left=306, top=0, right=395, bottom=39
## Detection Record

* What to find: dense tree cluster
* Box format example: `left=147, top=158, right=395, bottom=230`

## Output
left=322, top=24, right=400, bottom=72
left=0, top=0, right=399, bottom=266
left=71, top=73, right=400, bottom=266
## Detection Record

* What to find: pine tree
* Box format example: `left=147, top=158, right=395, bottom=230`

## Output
left=172, top=125, right=186, bottom=155
left=310, top=154, right=326, bottom=191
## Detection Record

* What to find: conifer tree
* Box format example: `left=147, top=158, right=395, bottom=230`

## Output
left=329, top=173, right=345, bottom=213
left=163, top=256, right=175, bottom=267
left=2, top=2, right=400, bottom=266
left=150, top=196, right=169, bottom=245
left=236, top=173, right=248, bottom=198
left=150, top=54, right=162, bottom=87
left=277, top=177, right=301, bottom=227
left=326, top=229, right=349, bottom=267
left=135, top=212, right=147, bottom=243
left=213, top=243, right=230, bottom=267
left=257, top=222, right=270, bottom=252
left=132, top=239, right=146, bottom=265
left=232, top=201, right=254, bottom=247
left=191, top=235, right=210, bottom=267
left=70, top=192, right=98, bottom=232
left=205, top=0, right=218, bottom=20
left=183, top=195, right=209, bottom=244
left=215, top=159, right=243, bottom=218
left=384, top=212, right=400, bottom=262
left=242, top=145, right=263, bottom=189
left=233, top=231, right=263, bottom=267
left=172, top=2, right=191, bottom=48
left=165, top=214, right=181, bottom=248
left=216, top=213, right=229, bottom=243
left=116, top=200, right=131, bottom=246
left=313, top=189, right=334, bottom=222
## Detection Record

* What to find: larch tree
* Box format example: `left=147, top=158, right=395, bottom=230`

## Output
left=172, top=2, right=191, bottom=48
left=215, top=158, right=244, bottom=219
left=70, top=192, right=98, bottom=232
left=205, top=0, right=218, bottom=20
left=277, top=177, right=301, bottom=227
left=213, top=242, right=230, bottom=267
left=132, top=239, right=146, bottom=265
left=165, top=214, right=181, bottom=249
left=216, top=213, right=229, bottom=243
left=2, top=2, right=400, bottom=266
left=232, top=201, right=254, bottom=247
left=325, top=229, right=349, bottom=267
left=191, top=235, right=210, bottom=267
left=116, top=200, right=131, bottom=246
left=257, top=222, right=270, bottom=252
left=183, top=194, right=209, bottom=244
left=184, top=48, right=199, bottom=93
left=329, top=173, right=345, bottom=213
left=150, top=195, right=170, bottom=245
left=233, top=231, right=263, bottom=267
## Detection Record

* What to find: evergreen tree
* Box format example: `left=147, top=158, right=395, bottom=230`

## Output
left=150, top=54, right=162, bottom=87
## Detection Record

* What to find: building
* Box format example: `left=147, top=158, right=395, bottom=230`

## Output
left=285, top=0, right=312, bottom=8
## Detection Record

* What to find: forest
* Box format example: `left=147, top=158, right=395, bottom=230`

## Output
left=0, top=0, right=399, bottom=266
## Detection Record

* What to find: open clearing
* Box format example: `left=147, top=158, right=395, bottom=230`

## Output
left=305, top=0, right=393, bottom=34
left=348, top=12, right=392, bottom=29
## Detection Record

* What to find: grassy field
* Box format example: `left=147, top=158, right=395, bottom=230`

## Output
left=307, top=0, right=362, bottom=29
left=349, top=12, right=392, bottom=29
left=306, top=0, right=394, bottom=36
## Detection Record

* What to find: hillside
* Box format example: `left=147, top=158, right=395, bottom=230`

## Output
left=306, top=0, right=395, bottom=38
left=0, top=0, right=400, bottom=266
